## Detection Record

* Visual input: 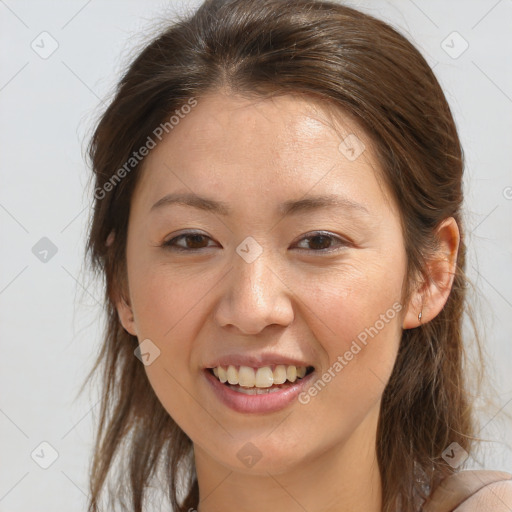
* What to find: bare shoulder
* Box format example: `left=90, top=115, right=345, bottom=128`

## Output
left=423, top=470, right=512, bottom=512
left=453, top=478, right=512, bottom=511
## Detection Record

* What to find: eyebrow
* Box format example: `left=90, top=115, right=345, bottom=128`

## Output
left=150, top=192, right=369, bottom=217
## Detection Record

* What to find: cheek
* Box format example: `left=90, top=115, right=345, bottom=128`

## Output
left=130, top=262, right=209, bottom=338
left=295, top=253, right=405, bottom=344
left=128, top=267, right=214, bottom=434
left=292, top=254, right=405, bottom=406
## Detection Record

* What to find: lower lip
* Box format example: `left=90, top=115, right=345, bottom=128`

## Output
left=202, top=368, right=316, bottom=414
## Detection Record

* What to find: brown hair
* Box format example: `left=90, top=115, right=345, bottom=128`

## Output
left=81, top=0, right=487, bottom=510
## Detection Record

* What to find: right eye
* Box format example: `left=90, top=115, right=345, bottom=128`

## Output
left=161, top=231, right=218, bottom=252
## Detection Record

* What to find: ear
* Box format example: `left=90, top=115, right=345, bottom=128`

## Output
left=402, top=217, right=460, bottom=329
left=115, top=292, right=138, bottom=337
left=110, top=246, right=138, bottom=336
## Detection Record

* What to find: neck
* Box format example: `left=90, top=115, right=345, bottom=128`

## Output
left=193, top=404, right=382, bottom=512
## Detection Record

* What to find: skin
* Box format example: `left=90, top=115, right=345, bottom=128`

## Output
left=116, top=90, right=459, bottom=512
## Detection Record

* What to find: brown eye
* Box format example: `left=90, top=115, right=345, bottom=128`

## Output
left=294, top=232, right=349, bottom=253
left=163, top=232, right=215, bottom=251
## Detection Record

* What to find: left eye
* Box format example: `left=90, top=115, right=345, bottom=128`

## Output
left=162, top=231, right=348, bottom=253
left=294, top=232, right=348, bottom=252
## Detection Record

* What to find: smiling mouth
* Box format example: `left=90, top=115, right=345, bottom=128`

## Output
left=207, top=364, right=315, bottom=394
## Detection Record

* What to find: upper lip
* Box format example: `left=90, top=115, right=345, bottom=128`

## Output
left=204, top=353, right=314, bottom=369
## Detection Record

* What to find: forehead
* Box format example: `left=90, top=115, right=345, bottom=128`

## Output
left=164, top=91, right=367, bottom=155
left=132, top=91, right=392, bottom=217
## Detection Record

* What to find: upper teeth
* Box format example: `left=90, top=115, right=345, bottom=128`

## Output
left=212, top=364, right=308, bottom=388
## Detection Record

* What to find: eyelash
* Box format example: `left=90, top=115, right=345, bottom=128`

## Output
left=161, top=231, right=350, bottom=254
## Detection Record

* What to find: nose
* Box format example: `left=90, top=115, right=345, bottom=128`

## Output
left=213, top=246, right=295, bottom=335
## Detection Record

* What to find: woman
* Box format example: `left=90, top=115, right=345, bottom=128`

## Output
left=82, top=0, right=512, bottom=510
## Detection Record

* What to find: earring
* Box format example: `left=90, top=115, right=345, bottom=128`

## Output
left=418, top=310, right=423, bottom=323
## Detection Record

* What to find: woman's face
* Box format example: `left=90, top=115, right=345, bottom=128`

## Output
left=118, top=91, right=409, bottom=474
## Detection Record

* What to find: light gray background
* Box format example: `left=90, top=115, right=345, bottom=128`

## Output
left=1, top=0, right=511, bottom=510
